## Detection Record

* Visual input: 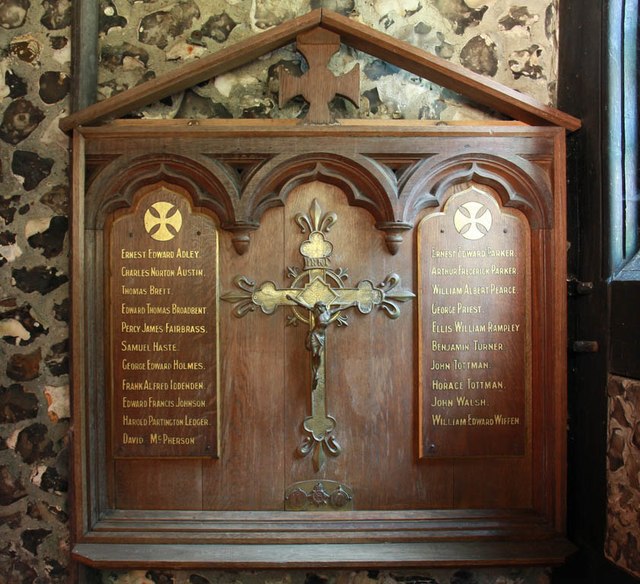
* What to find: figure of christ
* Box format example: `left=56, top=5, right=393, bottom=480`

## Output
left=287, top=297, right=346, bottom=392
left=285, top=294, right=353, bottom=469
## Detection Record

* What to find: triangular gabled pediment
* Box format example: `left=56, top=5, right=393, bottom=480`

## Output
left=60, top=9, right=581, bottom=132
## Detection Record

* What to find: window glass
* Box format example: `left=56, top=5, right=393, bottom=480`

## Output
left=609, top=0, right=639, bottom=270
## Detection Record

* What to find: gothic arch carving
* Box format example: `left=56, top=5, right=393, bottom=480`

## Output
left=398, top=153, right=554, bottom=229
left=239, top=152, right=410, bottom=254
left=241, top=152, right=396, bottom=218
left=85, top=153, right=241, bottom=231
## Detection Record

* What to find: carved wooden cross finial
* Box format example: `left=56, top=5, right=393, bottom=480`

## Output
left=279, top=28, right=360, bottom=124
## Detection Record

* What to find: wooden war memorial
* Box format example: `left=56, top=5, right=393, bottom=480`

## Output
left=65, top=9, right=579, bottom=574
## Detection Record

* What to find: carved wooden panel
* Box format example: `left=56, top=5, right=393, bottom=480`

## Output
left=418, top=184, right=530, bottom=458
left=107, top=182, right=220, bottom=460
left=70, top=122, right=570, bottom=569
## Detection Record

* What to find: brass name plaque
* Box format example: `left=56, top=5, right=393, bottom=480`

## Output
left=107, top=184, right=219, bottom=458
left=418, top=186, right=530, bottom=457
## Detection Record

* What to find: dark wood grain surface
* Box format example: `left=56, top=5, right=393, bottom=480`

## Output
left=71, top=121, right=570, bottom=570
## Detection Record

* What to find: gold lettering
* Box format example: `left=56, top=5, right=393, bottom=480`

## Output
left=430, top=360, right=451, bottom=370
left=491, top=265, right=517, bottom=274
left=456, top=303, right=482, bottom=314
left=432, top=284, right=464, bottom=295
left=466, top=379, right=504, bottom=390
left=121, top=359, right=146, bottom=370
left=121, top=380, right=170, bottom=391
left=466, top=414, right=495, bottom=426
left=431, top=303, right=455, bottom=314
left=121, top=303, right=146, bottom=315
left=489, top=284, right=516, bottom=294
left=146, top=359, right=172, bottom=370
left=431, top=303, right=482, bottom=315
left=431, top=414, right=467, bottom=426
left=431, top=396, right=454, bottom=407
left=305, top=257, right=331, bottom=268
left=455, top=396, right=487, bottom=407
left=142, top=323, right=164, bottom=333
left=457, top=247, right=486, bottom=258
left=494, top=414, right=520, bottom=425
left=172, top=359, right=205, bottom=370
left=170, top=380, right=204, bottom=390
left=121, top=249, right=146, bottom=259
left=453, top=321, right=486, bottom=333
left=431, top=379, right=463, bottom=390
left=121, top=286, right=147, bottom=295
left=463, top=284, right=490, bottom=294
left=176, top=266, right=205, bottom=277
left=171, top=304, right=207, bottom=315
left=176, top=248, right=200, bottom=259
left=148, top=397, right=175, bottom=407
left=432, top=321, right=453, bottom=333
left=453, top=359, right=490, bottom=370
left=431, top=248, right=457, bottom=258
left=121, top=432, right=144, bottom=444
left=119, top=321, right=164, bottom=333
left=122, top=379, right=144, bottom=390
left=152, top=341, right=177, bottom=352
left=121, top=267, right=150, bottom=277
left=147, top=415, right=185, bottom=427
left=431, top=284, right=516, bottom=296
left=143, top=380, right=169, bottom=390
left=487, top=248, right=515, bottom=257
left=122, top=397, right=147, bottom=408
left=162, top=434, right=196, bottom=445
left=431, top=265, right=490, bottom=276
left=487, top=322, right=520, bottom=332
left=149, top=267, right=175, bottom=277
left=121, top=321, right=141, bottom=333
left=146, top=304, right=170, bottom=315
left=122, top=414, right=148, bottom=426
left=120, top=340, right=150, bottom=352
left=432, top=341, right=470, bottom=351
left=176, top=396, right=206, bottom=408
left=165, top=324, right=206, bottom=334
left=148, top=249, right=175, bottom=259
left=184, top=415, right=209, bottom=426
left=473, top=340, right=504, bottom=351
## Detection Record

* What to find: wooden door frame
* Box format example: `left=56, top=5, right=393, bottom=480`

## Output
left=557, top=1, right=639, bottom=582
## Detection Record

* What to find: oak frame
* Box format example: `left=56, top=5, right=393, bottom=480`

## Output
left=71, top=119, right=572, bottom=570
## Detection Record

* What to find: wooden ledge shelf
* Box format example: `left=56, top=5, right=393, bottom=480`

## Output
left=73, top=540, right=576, bottom=570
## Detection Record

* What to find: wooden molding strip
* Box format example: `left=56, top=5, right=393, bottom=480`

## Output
left=73, top=540, right=576, bottom=569
left=76, top=118, right=552, bottom=141
left=60, top=8, right=581, bottom=133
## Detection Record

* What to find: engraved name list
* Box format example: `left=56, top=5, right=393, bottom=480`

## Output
left=419, top=187, right=530, bottom=457
left=108, top=187, right=219, bottom=458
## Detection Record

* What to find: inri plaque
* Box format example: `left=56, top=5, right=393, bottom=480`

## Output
left=418, top=186, right=530, bottom=457
left=107, top=184, right=219, bottom=458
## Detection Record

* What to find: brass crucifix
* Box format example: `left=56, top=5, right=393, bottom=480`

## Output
left=222, top=199, right=414, bottom=471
